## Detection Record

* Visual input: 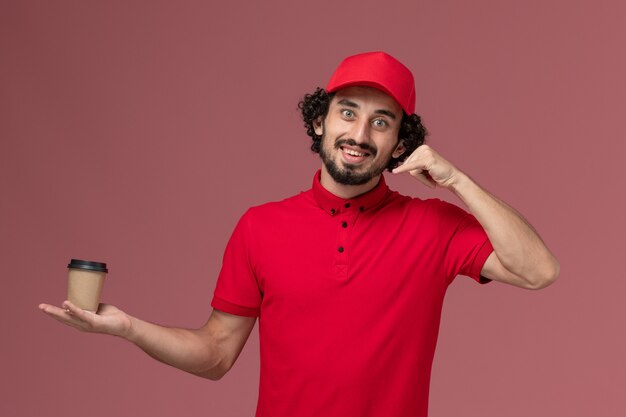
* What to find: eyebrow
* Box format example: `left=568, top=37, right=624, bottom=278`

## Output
left=336, top=98, right=397, bottom=120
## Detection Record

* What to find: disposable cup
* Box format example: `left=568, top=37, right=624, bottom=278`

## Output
left=67, top=259, right=108, bottom=312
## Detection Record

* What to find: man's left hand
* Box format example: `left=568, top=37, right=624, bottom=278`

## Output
left=392, top=144, right=462, bottom=189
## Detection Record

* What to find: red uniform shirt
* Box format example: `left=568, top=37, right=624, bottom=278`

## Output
left=211, top=170, right=493, bottom=417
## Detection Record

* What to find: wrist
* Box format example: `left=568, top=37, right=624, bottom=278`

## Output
left=449, top=171, right=480, bottom=206
left=121, top=315, right=140, bottom=342
left=449, top=170, right=470, bottom=192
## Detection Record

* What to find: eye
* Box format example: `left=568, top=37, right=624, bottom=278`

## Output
left=373, top=119, right=388, bottom=128
left=341, top=109, right=354, bottom=118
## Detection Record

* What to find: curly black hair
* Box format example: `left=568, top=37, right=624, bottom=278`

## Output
left=297, top=87, right=428, bottom=171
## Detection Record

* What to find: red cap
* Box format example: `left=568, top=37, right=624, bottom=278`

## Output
left=326, top=51, right=416, bottom=115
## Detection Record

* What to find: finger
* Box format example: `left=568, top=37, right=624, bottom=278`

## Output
left=39, top=303, right=53, bottom=311
left=62, top=300, right=98, bottom=323
left=40, top=303, right=89, bottom=329
left=392, top=163, right=413, bottom=174
left=39, top=303, right=71, bottom=317
left=410, top=170, right=437, bottom=188
left=392, top=158, right=424, bottom=174
left=47, top=314, right=87, bottom=331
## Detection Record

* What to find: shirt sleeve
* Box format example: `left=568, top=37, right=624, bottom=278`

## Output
left=432, top=199, right=494, bottom=285
left=211, top=210, right=262, bottom=317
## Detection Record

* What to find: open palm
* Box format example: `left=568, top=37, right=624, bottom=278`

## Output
left=39, top=301, right=132, bottom=338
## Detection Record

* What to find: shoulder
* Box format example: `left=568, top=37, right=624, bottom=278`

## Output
left=242, top=189, right=314, bottom=223
left=383, top=192, right=471, bottom=230
left=383, top=190, right=462, bottom=216
left=422, top=198, right=474, bottom=228
left=424, top=198, right=469, bottom=217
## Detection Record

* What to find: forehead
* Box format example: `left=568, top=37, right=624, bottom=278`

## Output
left=331, top=86, right=402, bottom=116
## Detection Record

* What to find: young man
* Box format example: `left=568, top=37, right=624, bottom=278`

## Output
left=40, top=51, right=559, bottom=417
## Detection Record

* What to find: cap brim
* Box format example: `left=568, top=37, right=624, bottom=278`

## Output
left=327, top=81, right=410, bottom=115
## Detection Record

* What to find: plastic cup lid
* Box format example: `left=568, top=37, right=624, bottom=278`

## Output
left=67, top=259, right=108, bottom=273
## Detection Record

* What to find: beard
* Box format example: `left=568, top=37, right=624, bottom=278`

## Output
left=319, top=134, right=393, bottom=186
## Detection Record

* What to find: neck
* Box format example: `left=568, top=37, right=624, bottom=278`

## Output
left=319, top=165, right=381, bottom=199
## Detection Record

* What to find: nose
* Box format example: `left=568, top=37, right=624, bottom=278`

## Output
left=350, top=118, right=371, bottom=146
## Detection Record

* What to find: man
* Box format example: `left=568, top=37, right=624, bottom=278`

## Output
left=40, top=51, right=559, bottom=417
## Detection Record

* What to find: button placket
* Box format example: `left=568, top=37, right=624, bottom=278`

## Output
left=333, top=204, right=355, bottom=279
left=336, top=213, right=350, bottom=262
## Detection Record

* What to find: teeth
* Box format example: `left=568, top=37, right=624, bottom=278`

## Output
left=343, top=148, right=366, bottom=157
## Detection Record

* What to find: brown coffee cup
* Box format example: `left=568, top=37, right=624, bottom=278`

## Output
left=67, top=259, right=108, bottom=312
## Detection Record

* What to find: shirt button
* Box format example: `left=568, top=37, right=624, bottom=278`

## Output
left=359, top=206, right=365, bottom=212
left=344, top=203, right=351, bottom=208
left=341, top=221, right=348, bottom=228
left=330, top=208, right=336, bottom=215
left=338, top=246, right=344, bottom=253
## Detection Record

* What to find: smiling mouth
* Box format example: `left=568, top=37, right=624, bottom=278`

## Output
left=340, top=146, right=370, bottom=157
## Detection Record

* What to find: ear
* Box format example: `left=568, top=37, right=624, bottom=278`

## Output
left=392, top=140, right=406, bottom=158
left=313, top=117, right=323, bottom=136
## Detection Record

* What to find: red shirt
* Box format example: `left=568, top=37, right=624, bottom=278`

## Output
left=211, top=170, right=493, bottom=417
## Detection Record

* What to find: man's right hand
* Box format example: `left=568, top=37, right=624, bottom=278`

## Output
left=39, top=300, right=257, bottom=380
left=39, top=301, right=132, bottom=338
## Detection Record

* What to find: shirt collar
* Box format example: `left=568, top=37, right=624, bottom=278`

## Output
left=311, top=169, right=391, bottom=216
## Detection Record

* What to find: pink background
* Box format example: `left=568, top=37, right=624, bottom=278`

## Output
left=1, top=1, right=624, bottom=416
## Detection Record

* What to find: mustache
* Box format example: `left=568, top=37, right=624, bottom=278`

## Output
left=334, top=139, right=377, bottom=156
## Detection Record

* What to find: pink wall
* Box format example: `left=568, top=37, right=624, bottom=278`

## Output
left=1, top=1, right=624, bottom=416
